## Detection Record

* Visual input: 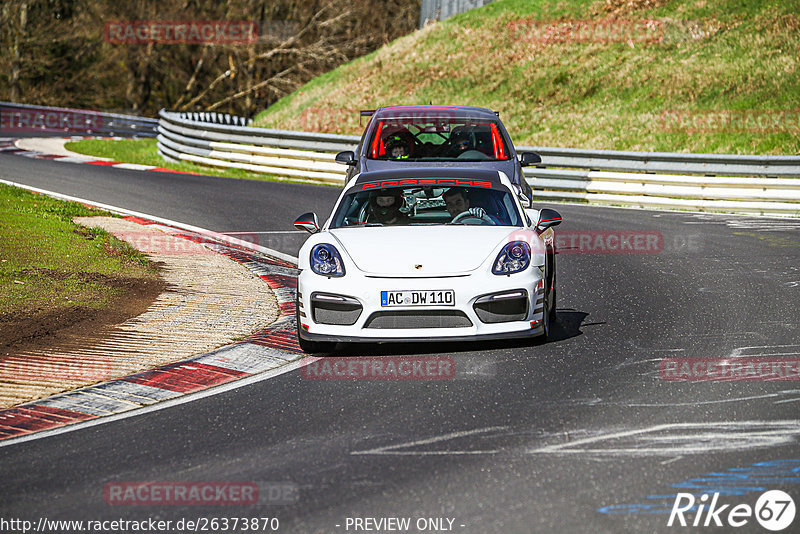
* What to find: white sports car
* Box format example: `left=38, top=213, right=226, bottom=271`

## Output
left=293, top=168, right=561, bottom=353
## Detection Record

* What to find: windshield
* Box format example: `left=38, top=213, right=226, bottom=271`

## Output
left=366, top=117, right=511, bottom=162
left=330, top=184, right=523, bottom=229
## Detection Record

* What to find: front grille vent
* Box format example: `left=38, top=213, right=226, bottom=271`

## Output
left=364, top=310, right=472, bottom=329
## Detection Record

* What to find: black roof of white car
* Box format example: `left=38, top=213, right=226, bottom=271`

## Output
left=354, top=167, right=503, bottom=185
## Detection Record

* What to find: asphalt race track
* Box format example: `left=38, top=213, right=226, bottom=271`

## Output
left=2, top=149, right=800, bottom=533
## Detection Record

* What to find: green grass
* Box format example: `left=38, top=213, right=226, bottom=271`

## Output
left=65, top=138, right=334, bottom=186
left=252, top=0, right=800, bottom=155
left=0, top=184, right=157, bottom=317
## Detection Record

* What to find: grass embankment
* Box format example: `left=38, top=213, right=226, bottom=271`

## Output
left=253, top=0, right=800, bottom=155
left=0, top=184, right=160, bottom=348
left=65, top=138, right=314, bottom=184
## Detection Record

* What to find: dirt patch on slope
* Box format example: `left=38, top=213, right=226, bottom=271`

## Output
left=0, top=269, right=166, bottom=355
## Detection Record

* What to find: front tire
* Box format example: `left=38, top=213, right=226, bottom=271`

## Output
left=538, top=304, right=551, bottom=342
left=536, top=260, right=557, bottom=343
left=548, top=270, right=557, bottom=323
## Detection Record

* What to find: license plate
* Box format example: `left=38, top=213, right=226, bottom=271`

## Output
left=380, top=290, right=455, bottom=307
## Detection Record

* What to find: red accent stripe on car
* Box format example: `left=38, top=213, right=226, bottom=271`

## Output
left=371, top=121, right=384, bottom=158
left=490, top=123, right=505, bottom=159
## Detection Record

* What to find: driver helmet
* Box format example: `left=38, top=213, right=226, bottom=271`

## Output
left=368, top=189, right=405, bottom=223
left=385, top=135, right=410, bottom=159
left=450, top=129, right=473, bottom=153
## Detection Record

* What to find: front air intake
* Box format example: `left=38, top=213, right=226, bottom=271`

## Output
left=473, top=290, right=528, bottom=324
left=311, top=293, right=362, bottom=326
left=364, top=310, right=473, bottom=329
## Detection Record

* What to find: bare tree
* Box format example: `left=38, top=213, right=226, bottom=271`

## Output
left=3, top=1, right=29, bottom=102
left=0, top=0, right=421, bottom=116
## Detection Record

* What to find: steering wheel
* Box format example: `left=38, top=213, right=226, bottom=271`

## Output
left=456, top=150, right=490, bottom=160
left=450, top=210, right=496, bottom=225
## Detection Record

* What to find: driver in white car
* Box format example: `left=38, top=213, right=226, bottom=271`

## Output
left=442, top=187, right=488, bottom=222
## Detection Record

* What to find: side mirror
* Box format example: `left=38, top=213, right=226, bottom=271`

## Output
left=536, top=208, right=562, bottom=232
left=294, top=212, right=320, bottom=234
left=519, top=152, right=542, bottom=167
left=335, top=151, right=356, bottom=166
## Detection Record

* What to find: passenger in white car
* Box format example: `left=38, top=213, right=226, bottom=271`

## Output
left=367, top=189, right=409, bottom=225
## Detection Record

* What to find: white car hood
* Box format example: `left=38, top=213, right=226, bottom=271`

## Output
left=329, top=226, right=527, bottom=276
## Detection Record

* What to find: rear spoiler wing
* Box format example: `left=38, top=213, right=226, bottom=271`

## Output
left=359, top=109, right=500, bottom=118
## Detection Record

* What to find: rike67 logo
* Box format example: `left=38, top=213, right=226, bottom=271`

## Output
left=668, top=490, right=795, bottom=531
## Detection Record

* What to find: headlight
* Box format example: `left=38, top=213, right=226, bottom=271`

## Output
left=310, top=243, right=345, bottom=277
left=492, top=241, right=531, bottom=275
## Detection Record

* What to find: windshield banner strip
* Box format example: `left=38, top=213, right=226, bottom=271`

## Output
left=360, top=179, right=495, bottom=190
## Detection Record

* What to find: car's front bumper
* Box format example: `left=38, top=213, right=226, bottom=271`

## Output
left=297, top=268, right=546, bottom=343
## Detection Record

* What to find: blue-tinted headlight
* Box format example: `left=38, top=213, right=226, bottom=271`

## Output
left=492, top=241, right=531, bottom=275
left=310, top=243, right=345, bottom=277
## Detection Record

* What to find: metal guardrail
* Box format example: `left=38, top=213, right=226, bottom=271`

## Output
left=157, top=109, right=356, bottom=184
left=0, top=102, right=157, bottom=137
left=518, top=145, right=800, bottom=177
left=157, top=109, right=800, bottom=217
left=173, top=111, right=253, bottom=128
left=526, top=168, right=800, bottom=216
left=158, top=109, right=357, bottom=152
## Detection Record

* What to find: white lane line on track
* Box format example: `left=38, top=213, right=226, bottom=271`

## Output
left=527, top=421, right=800, bottom=456
left=0, top=356, right=315, bottom=449
left=350, top=421, right=800, bottom=457
left=351, top=426, right=508, bottom=456
left=0, top=178, right=299, bottom=264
